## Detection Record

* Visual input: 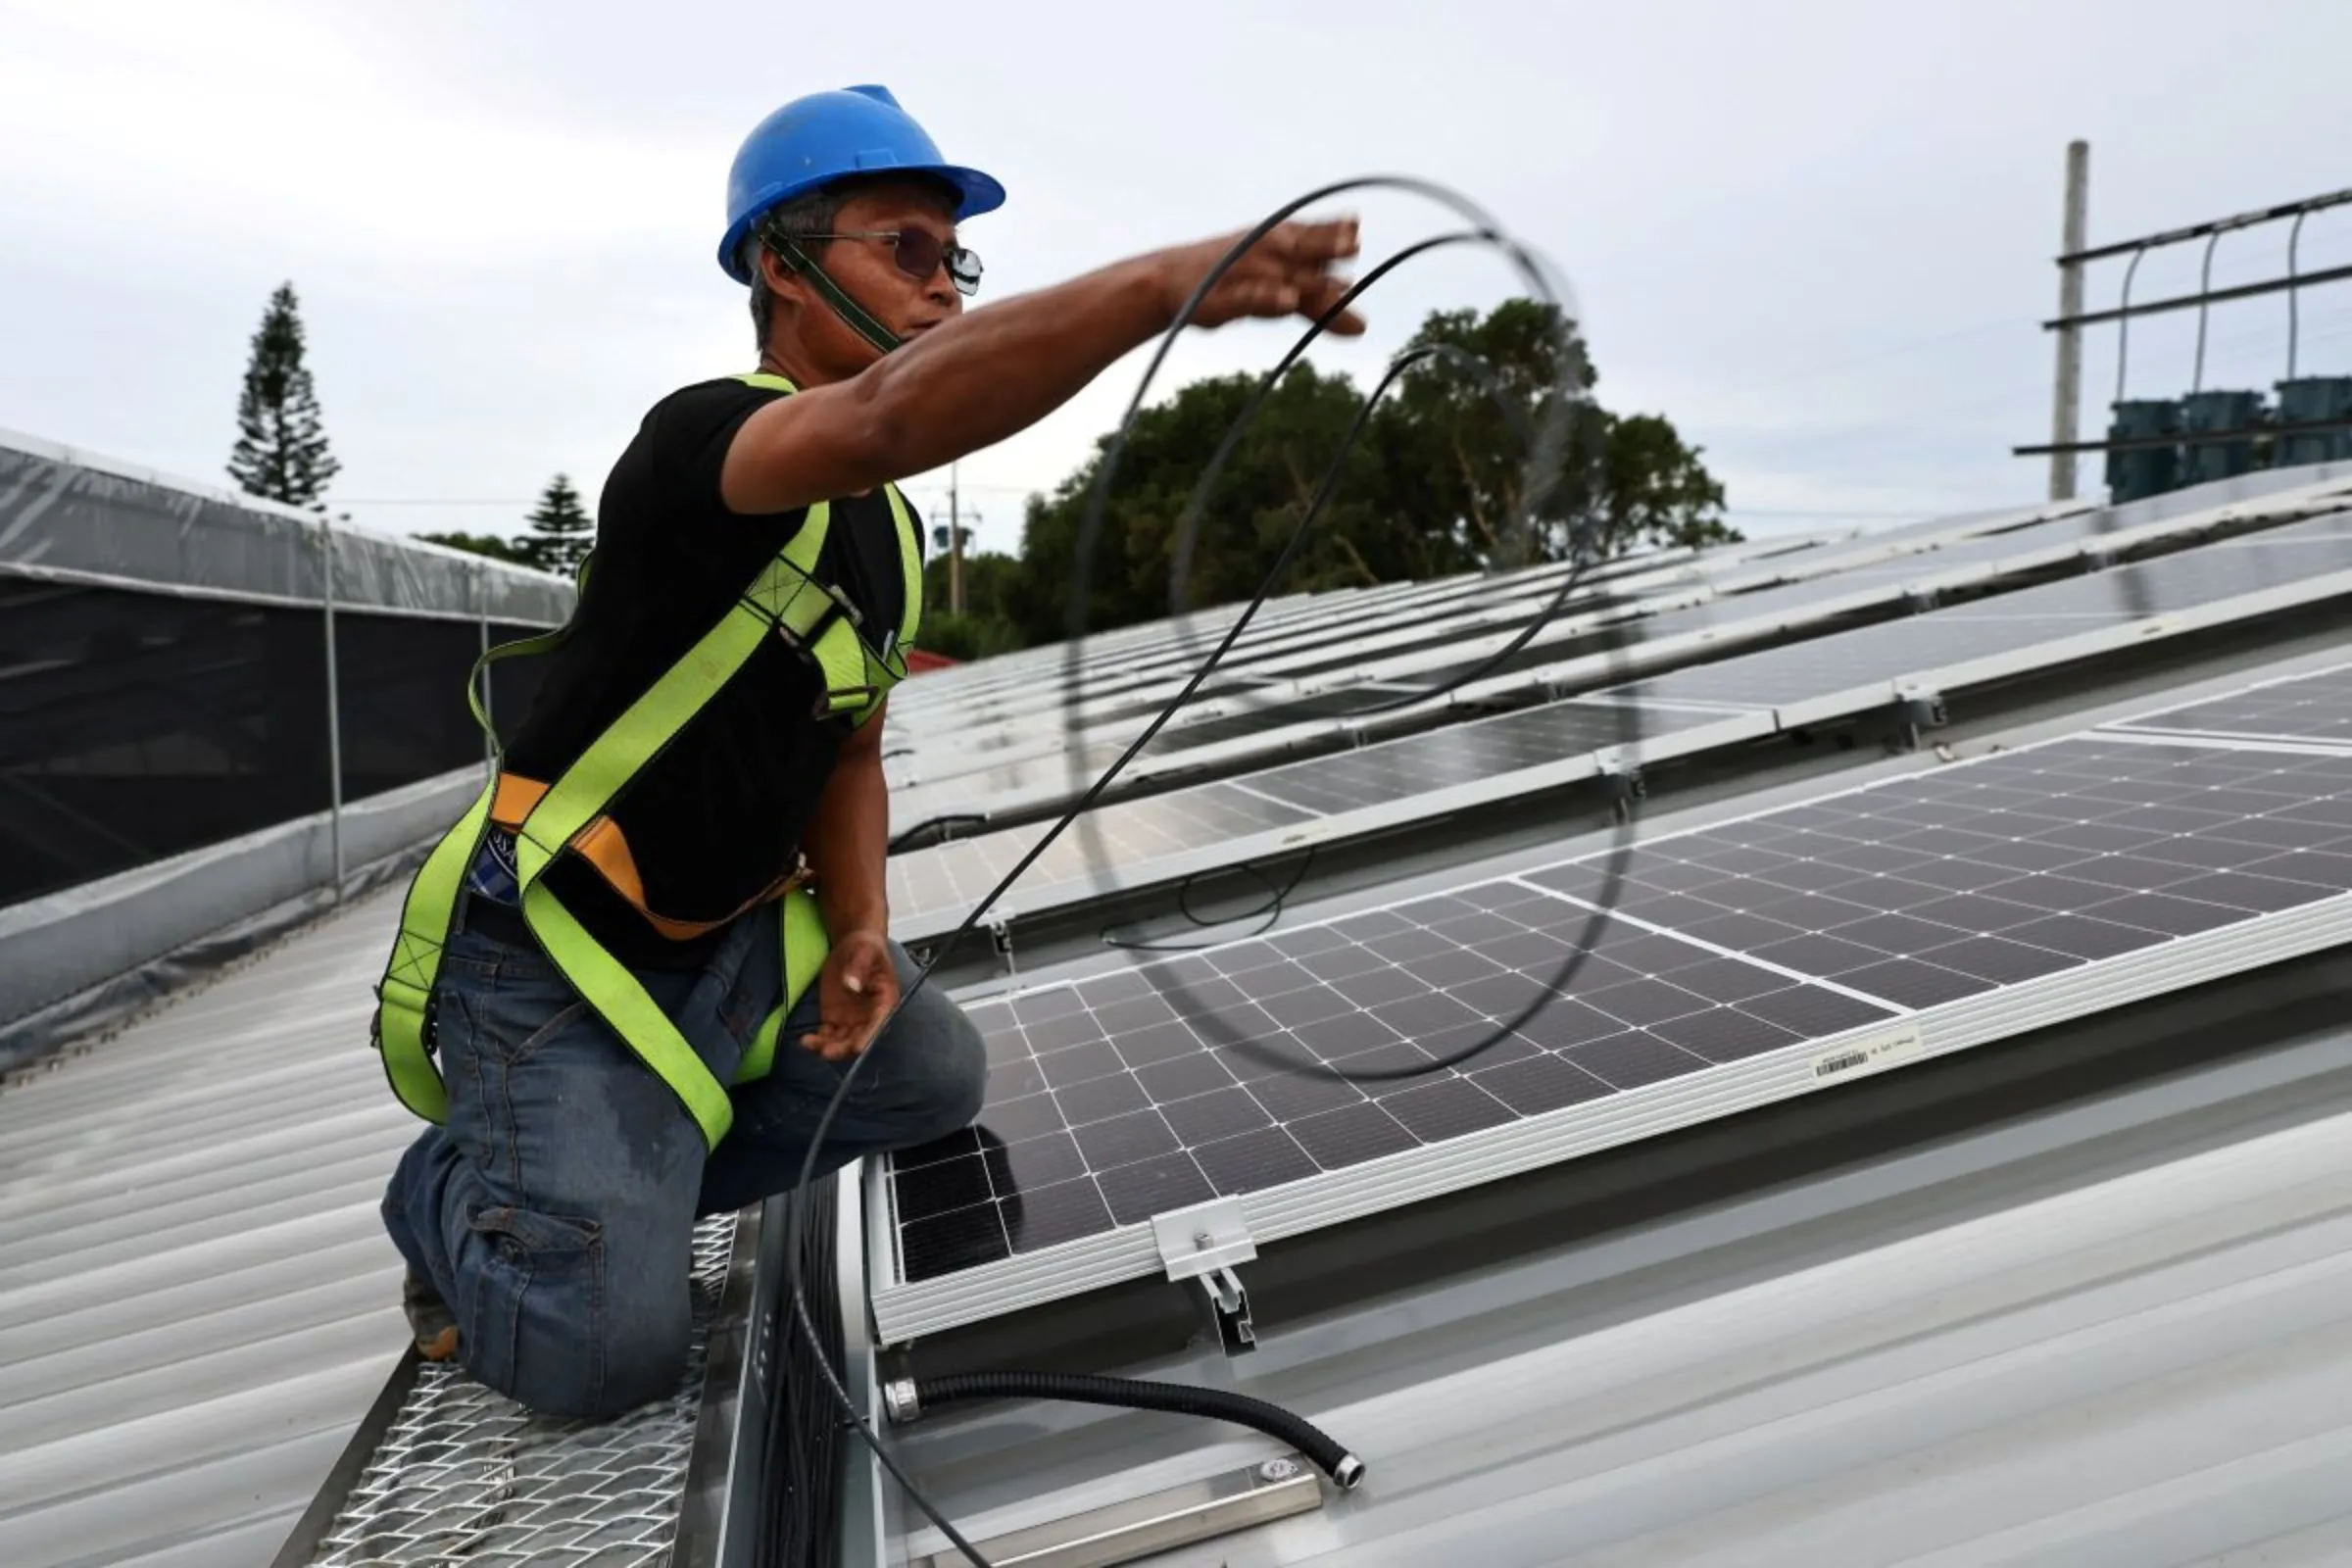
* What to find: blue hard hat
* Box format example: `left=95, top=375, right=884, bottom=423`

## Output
left=717, top=84, right=1004, bottom=285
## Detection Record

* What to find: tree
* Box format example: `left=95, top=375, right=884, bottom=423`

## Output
left=920, top=549, right=1025, bottom=660
left=416, top=529, right=535, bottom=566
left=519, top=473, right=595, bottom=579
left=1004, top=364, right=1388, bottom=647
left=991, top=297, right=1735, bottom=651
left=228, top=282, right=340, bottom=510
left=1379, top=297, right=1735, bottom=564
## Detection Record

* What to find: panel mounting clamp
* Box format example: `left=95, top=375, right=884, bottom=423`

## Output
left=1889, top=677, right=1947, bottom=752
left=1594, top=746, right=1646, bottom=821
left=1155, top=1199, right=1260, bottom=1353
left=1153, top=1198, right=1257, bottom=1281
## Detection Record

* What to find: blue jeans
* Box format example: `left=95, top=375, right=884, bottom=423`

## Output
left=379, top=888, right=985, bottom=1419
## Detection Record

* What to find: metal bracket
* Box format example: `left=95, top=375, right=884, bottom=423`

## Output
left=988, top=917, right=1016, bottom=980
left=1901, top=582, right=1942, bottom=613
left=1194, top=1266, right=1256, bottom=1354
left=1594, top=747, right=1646, bottom=823
left=1888, top=678, right=1948, bottom=754
left=1154, top=1200, right=1258, bottom=1355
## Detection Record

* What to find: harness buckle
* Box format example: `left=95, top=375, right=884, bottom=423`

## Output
left=816, top=683, right=883, bottom=719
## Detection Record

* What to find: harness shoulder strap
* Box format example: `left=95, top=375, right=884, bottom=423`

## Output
left=371, top=368, right=919, bottom=1145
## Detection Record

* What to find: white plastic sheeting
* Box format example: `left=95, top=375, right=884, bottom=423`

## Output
left=0, top=428, right=573, bottom=624
left=0, top=766, right=481, bottom=1069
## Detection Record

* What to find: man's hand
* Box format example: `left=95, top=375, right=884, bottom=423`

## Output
left=1158, top=218, right=1366, bottom=336
left=799, top=929, right=900, bottom=1062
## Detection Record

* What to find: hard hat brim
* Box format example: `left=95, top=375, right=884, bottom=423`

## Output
left=717, top=163, right=1006, bottom=286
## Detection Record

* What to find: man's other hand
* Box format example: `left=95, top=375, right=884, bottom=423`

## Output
left=799, top=930, right=900, bottom=1061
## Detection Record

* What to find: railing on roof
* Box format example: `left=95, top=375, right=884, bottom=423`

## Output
left=0, top=430, right=573, bottom=1068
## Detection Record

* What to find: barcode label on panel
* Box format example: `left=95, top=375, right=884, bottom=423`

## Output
left=1810, top=1024, right=1924, bottom=1084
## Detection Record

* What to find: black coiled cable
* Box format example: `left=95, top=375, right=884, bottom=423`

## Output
left=777, top=175, right=1637, bottom=1568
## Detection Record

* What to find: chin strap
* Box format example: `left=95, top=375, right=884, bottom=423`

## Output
left=772, top=235, right=903, bottom=356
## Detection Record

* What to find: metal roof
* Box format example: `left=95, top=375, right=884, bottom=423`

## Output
left=0, top=899, right=414, bottom=1568
left=13, top=466, right=2352, bottom=1568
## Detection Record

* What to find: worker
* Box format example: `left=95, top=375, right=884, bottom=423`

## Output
left=368, top=83, right=1363, bottom=1421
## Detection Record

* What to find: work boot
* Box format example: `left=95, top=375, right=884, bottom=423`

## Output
left=403, top=1270, right=461, bottom=1361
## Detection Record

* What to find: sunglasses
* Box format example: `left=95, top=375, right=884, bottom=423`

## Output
left=799, top=229, right=984, bottom=296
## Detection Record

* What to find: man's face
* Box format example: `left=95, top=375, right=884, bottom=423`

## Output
left=799, top=177, right=969, bottom=349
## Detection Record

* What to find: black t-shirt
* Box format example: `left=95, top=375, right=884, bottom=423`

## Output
left=500, top=376, right=921, bottom=967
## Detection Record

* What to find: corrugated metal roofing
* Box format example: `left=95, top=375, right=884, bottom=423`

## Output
left=16, top=469, right=2352, bottom=1568
left=885, top=989, right=2352, bottom=1565
left=0, top=896, right=413, bottom=1568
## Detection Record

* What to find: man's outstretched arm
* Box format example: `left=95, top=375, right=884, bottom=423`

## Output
left=719, top=219, right=1364, bottom=518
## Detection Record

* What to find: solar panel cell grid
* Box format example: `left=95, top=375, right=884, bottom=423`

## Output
left=891, top=878, right=1901, bottom=1282
left=892, top=728, right=2352, bottom=1286
left=2115, top=663, right=2352, bottom=743
left=1523, top=738, right=2352, bottom=1010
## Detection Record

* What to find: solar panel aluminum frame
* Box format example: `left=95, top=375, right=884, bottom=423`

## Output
left=863, top=722, right=2352, bottom=1345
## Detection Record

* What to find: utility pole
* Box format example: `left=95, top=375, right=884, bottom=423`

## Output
left=949, top=461, right=966, bottom=616
left=2049, top=138, right=2090, bottom=501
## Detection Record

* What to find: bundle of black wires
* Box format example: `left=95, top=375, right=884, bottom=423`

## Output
left=770, top=173, right=1642, bottom=1567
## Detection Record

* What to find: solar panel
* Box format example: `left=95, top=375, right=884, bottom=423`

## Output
left=1615, top=523, right=2352, bottom=714
left=867, top=669, right=2352, bottom=1342
left=888, top=874, right=1904, bottom=1284
left=883, top=699, right=1750, bottom=933
left=1229, top=701, right=1672, bottom=814
left=1523, top=735, right=2352, bottom=1007
left=886, top=557, right=1705, bottom=786
left=2108, top=661, right=2352, bottom=747
left=888, top=778, right=1322, bottom=920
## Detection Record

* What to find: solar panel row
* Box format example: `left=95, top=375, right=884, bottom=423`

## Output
left=885, top=491, right=2352, bottom=824
left=885, top=514, right=2352, bottom=941
left=871, top=665, right=2352, bottom=1338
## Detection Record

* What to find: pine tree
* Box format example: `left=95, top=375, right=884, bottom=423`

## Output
left=227, top=282, right=340, bottom=510
left=520, top=473, right=595, bottom=578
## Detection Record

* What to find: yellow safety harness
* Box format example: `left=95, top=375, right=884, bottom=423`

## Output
left=368, top=370, right=923, bottom=1150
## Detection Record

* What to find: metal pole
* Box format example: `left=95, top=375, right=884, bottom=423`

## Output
left=2050, top=139, right=2089, bottom=501
left=2114, top=247, right=2146, bottom=406
left=949, top=462, right=966, bottom=617
left=2287, top=210, right=2308, bottom=381
left=319, top=513, right=345, bottom=899
left=2191, top=230, right=2222, bottom=394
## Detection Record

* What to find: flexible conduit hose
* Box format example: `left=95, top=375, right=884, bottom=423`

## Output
left=894, top=1372, right=1367, bottom=1492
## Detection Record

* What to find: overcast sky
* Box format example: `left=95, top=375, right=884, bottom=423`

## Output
left=6, top=0, right=2352, bottom=561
